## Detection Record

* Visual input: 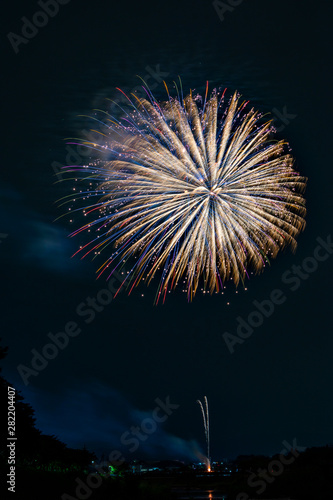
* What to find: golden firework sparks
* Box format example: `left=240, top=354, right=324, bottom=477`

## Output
left=62, top=82, right=307, bottom=303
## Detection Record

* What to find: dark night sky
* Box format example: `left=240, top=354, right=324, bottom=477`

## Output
left=1, top=0, right=332, bottom=462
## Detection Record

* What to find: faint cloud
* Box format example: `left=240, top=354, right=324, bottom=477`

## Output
left=0, top=185, right=81, bottom=274
left=22, top=380, right=199, bottom=461
left=24, top=221, right=75, bottom=271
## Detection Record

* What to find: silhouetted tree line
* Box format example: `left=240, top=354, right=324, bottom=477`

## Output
left=0, top=339, right=96, bottom=473
left=1, top=339, right=332, bottom=498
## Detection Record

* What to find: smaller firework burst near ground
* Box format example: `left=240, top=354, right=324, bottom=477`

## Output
left=197, top=396, right=211, bottom=472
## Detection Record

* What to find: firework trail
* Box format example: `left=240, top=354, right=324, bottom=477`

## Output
left=61, top=80, right=307, bottom=303
left=197, top=396, right=211, bottom=471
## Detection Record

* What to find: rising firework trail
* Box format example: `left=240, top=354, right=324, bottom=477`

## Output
left=197, top=396, right=211, bottom=472
left=60, top=79, right=307, bottom=303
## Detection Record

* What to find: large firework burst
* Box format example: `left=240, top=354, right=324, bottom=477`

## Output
left=62, top=81, right=307, bottom=303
